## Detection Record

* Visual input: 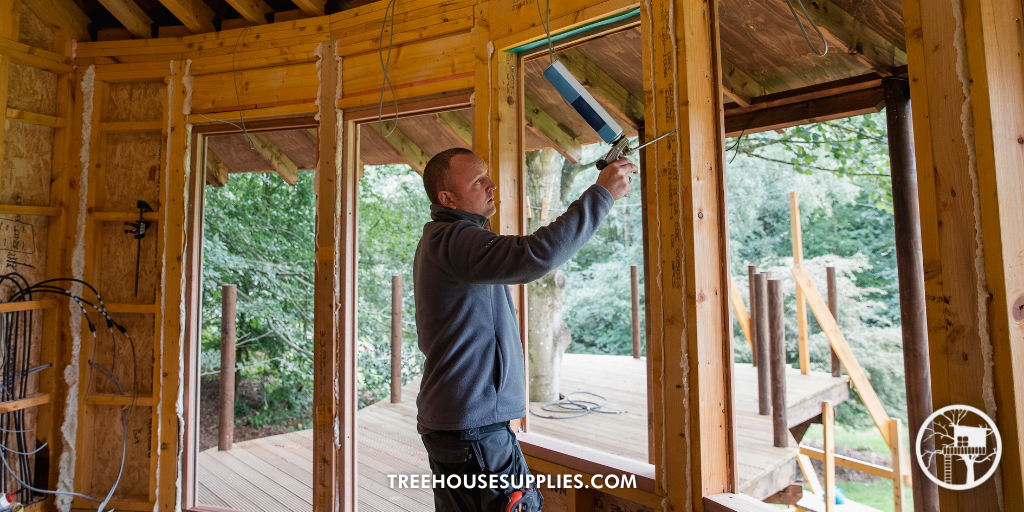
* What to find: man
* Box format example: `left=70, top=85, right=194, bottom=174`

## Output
left=414, top=147, right=636, bottom=511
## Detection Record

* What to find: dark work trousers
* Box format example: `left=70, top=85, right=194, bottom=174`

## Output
left=419, top=421, right=544, bottom=512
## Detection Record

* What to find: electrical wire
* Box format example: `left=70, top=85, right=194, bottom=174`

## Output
left=783, top=0, right=828, bottom=57
left=529, top=391, right=628, bottom=419
left=535, top=0, right=555, bottom=65
left=194, top=26, right=256, bottom=149
left=727, top=109, right=764, bottom=164
left=376, top=0, right=400, bottom=137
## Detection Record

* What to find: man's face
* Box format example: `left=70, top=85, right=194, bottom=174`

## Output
left=439, top=153, right=497, bottom=218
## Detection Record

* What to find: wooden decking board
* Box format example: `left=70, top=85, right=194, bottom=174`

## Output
left=195, top=354, right=848, bottom=509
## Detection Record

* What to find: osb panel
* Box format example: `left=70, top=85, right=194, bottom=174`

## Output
left=0, top=122, right=54, bottom=206
left=104, top=82, right=165, bottom=123
left=88, top=405, right=152, bottom=500
left=97, top=221, right=160, bottom=305
left=18, top=3, right=53, bottom=52
left=6, top=63, right=57, bottom=116
left=1, top=215, right=49, bottom=293
left=86, top=313, right=155, bottom=396
left=103, top=131, right=162, bottom=211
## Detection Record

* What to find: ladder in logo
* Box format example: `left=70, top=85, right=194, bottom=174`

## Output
left=944, top=452, right=953, bottom=484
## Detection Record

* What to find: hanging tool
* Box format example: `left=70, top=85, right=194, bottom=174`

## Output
left=123, top=201, right=153, bottom=298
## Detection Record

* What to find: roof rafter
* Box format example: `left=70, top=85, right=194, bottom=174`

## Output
left=22, top=0, right=91, bottom=41
left=436, top=111, right=472, bottom=147
left=721, top=58, right=767, bottom=107
left=792, top=0, right=907, bottom=75
left=250, top=133, right=300, bottom=185
left=557, top=47, right=645, bottom=129
left=367, top=121, right=429, bottom=174
left=225, top=0, right=273, bottom=25
left=206, top=148, right=229, bottom=187
left=157, top=0, right=216, bottom=35
left=525, top=96, right=583, bottom=164
left=291, top=0, right=326, bottom=17
left=96, top=0, right=152, bottom=39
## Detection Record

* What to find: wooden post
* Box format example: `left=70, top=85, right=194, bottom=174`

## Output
left=391, top=275, right=402, bottom=403
left=790, top=192, right=809, bottom=374
left=883, top=78, right=938, bottom=512
left=768, top=279, right=787, bottom=447
left=219, top=285, right=236, bottom=451
left=826, top=267, right=841, bottom=378
left=890, top=418, right=906, bottom=512
left=748, top=265, right=758, bottom=367
left=755, top=273, right=770, bottom=416
left=631, top=265, right=641, bottom=359
left=823, top=400, right=836, bottom=512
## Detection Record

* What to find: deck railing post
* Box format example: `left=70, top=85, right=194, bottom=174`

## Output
left=826, top=267, right=841, bottom=377
left=391, top=275, right=403, bottom=403
left=631, top=265, right=641, bottom=358
left=823, top=400, right=836, bottom=512
left=768, top=279, right=787, bottom=447
left=748, top=265, right=758, bottom=367
left=219, top=284, right=236, bottom=451
left=890, top=418, right=906, bottom=512
left=754, top=273, right=770, bottom=415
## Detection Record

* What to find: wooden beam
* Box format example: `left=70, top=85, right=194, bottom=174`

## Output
left=557, top=47, right=644, bottom=128
left=436, top=110, right=472, bottom=146
left=0, top=299, right=57, bottom=313
left=721, top=58, right=766, bottom=108
left=643, top=0, right=734, bottom=505
left=157, top=0, right=216, bottom=34
left=291, top=0, right=326, bottom=17
left=0, top=36, right=74, bottom=74
left=729, top=274, right=753, bottom=352
left=790, top=192, right=809, bottom=374
left=96, top=0, right=153, bottom=39
left=796, top=0, right=906, bottom=75
left=22, top=0, right=90, bottom=41
left=791, top=263, right=892, bottom=446
left=724, top=87, right=885, bottom=137
left=798, top=453, right=823, bottom=496
left=823, top=401, right=836, bottom=512
left=250, top=133, right=300, bottom=185
left=0, top=394, right=51, bottom=414
left=524, top=96, right=582, bottom=163
left=365, top=121, right=429, bottom=174
left=6, top=108, right=66, bottom=128
left=224, top=0, right=272, bottom=25
left=205, top=147, right=229, bottom=187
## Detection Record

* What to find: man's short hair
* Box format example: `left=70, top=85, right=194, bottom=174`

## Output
left=423, top=147, right=475, bottom=205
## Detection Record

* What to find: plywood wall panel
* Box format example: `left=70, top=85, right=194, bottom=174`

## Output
left=7, top=63, right=57, bottom=116
left=87, top=313, right=156, bottom=396
left=103, top=131, right=163, bottom=211
left=97, top=221, right=160, bottom=305
left=104, top=82, right=165, bottom=123
left=17, top=3, right=52, bottom=52
left=88, top=404, right=153, bottom=500
left=0, top=122, right=53, bottom=206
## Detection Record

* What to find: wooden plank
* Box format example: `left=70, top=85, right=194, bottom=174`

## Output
left=436, top=110, right=472, bottom=146
left=250, top=133, right=300, bottom=184
left=792, top=264, right=892, bottom=446
left=191, top=62, right=317, bottom=113
left=724, top=87, right=885, bottom=138
left=890, top=419, right=905, bottom=511
left=0, top=299, right=57, bottom=313
left=364, top=121, right=428, bottom=174
left=0, top=204, right=61, bottom=216
left=6, top=107, right=66, bottom=127
left=721, top=58, right=766, bottom=108
left=798, top=454, right=822, bottom=495
left=96, top=0, right=153, bottom=39
left=335, top=74, right=474, bottom=111
left=22, top=0, right=91, bottom=41
left=823, top=402, right=836, bottom=512
left=524, top=95, right=582, bottom=163
left=157, top=0, right=215, bottom=34
left=85, top=394, right=156, bottom=407
left=0, top=393, right=50, bottom=413
left=490, top=0, right=636, bottom=51
left=795, top=0, right=907, bottom=73
left=790, top=192, right=809, bottom=374
left=224, top=0, right=272, bottom=25
left=292, top=0, right=325, bottom=16
left=340, top=32, right=473, bottom=102
left=0, top=35, right=74, bottom=73
left=642, top=0, right=734, bottom=504
left=730, top=274, right=753, bottom=351
left=800, top=445, right=896, bottom=482
left=97, top=120, right=163, bottom=132
left=188, top=103, right=318, bottom=125
left=704, top=493, right=778, bottom=512
left=557, top=47, right=644, bottom=127
left=205, top=144, right=229, bottom=187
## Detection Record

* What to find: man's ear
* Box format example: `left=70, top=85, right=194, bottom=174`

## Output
left=438, top=191, right=455, bottom=209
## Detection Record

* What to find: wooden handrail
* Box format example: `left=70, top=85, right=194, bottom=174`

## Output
left=800, top=445, right=912, bottom=487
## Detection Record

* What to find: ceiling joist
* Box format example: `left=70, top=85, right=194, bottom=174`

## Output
left=250, top=133, right=300, bottom=185
left=367, top=121, right=429, bottom=174
left=556, top=47, right=645, bottom=129
left=22, top=0, right=91, bottom=41
left=792, top=0, right=907, bottom=75
left=158, top=0, right=217, bottom=35
left=206, top=149, right=229, bottom=187
left=721, top=58, right=767, bottom=108
left=96, top=0, right=153, bottom=39
left=225, top=0, right=273, bottom=25
left=436, top=111, right=473, bottom=147
left=525, top=96, right=583, bottom=164
left=291, top=0, right=326, bottom=17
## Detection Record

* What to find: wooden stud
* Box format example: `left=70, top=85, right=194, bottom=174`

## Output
left=0, top=57, right=9, bottom=190
left=755, top=273, right=770, bottom=416
left=823, top=401, right=836, bottom=512
left=729, top=273, right=753, bottom=352
left=436, top=110, right=472, bottom=146
left=641, top=0, right=735, bottom=502
left=22, top=0, right=91, bottom=41
left=391, top=275, right=402, bottom=403
left=790, top=192, right=809, bottom=374
left=95, top=0, right=153, bottom=39
left=224, top=0, right=273, bottom=25
left=157, top=0, right=216, bottom=35
left=558, top=47, right=644, bottom=128
left=891, top=419, right=906, bottom=512
left=768, top=279, right=787, bottom=447
left=365, top=121, right=429, bottom=174
left=250, top=132, right=301, bottom=185
left=826, top=266, right=841, bottom=377
left=524, top=96, right=583, bottom=164
left=792, top=263, right=892, bottom=446
left=631, top=265, right=641, bottom=359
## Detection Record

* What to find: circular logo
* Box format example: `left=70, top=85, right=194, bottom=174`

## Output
left=916, top=405, right=1001, bottom=490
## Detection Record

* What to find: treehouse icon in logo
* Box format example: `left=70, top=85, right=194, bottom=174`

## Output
left=916, top=405, right=1001, bottom=490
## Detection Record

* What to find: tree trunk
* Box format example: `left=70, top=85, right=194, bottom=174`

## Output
left=526, top=149, right=572, bottom=402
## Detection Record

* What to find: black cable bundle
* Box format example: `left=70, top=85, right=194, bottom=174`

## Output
left=0, top=274, right=137, bottom=512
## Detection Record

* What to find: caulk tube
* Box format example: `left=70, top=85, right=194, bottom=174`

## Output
left=542, top=61, right=623, bottom=144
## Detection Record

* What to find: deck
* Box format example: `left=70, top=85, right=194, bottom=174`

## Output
left=196, top=353, right=849, bottom=511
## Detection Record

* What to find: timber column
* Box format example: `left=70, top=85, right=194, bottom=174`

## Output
left=641, top=0, right=735, bottom=506
left=903, top=0, right=1024, bottom=508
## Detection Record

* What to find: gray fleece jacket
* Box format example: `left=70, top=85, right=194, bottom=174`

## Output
left=413, top=184, right=614, bottom=431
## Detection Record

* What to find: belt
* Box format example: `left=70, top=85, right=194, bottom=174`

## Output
left=428, top=421, right=509, bottom=441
